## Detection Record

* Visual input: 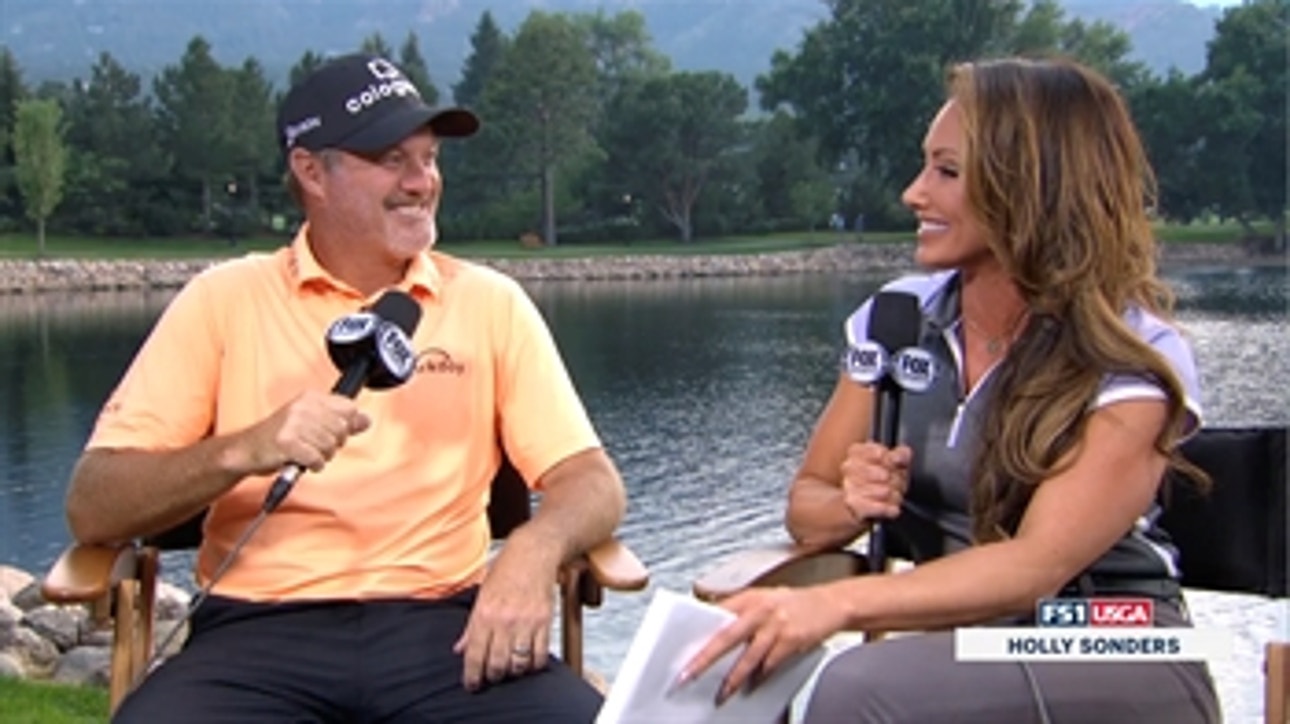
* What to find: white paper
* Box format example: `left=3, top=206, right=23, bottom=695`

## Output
left=596, top=589, right=826, bottom=724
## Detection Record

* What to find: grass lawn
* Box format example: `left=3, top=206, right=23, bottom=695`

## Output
left=0, top=221, right=1255, bottom=262
left=0, top=230, right=895, bottom=261
left=0, top=678, right=109, bottom=723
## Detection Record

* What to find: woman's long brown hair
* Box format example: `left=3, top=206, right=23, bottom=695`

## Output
left=950, top=58, right=1209, bottom=542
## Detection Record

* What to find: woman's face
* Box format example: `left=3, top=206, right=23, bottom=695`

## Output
left=901, top=100, right=994, bottom=271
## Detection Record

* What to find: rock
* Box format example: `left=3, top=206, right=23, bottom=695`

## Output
left=12, top=626, right=59, bottom=676
left=155, top=581, right=192, bottom=621
left=10, top=581, right=46, bottom=612
left=0, top=652, right=22, bottom=679
left=0, top=597, right=20, bottom=628
left=81, top=625, right=113, bottom=648
left=0, top=617, right=16, bottom=651
left=51, top=646, right=111, bottom=687
left=23, top=605, right=84, bottom=652
left=0, top=566, right=34, bottom=600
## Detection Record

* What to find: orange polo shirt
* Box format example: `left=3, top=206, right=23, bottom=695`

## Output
left=87, top=229, right=601, bottom=601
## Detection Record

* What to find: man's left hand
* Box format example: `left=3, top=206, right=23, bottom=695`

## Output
left=454, top=551, right=558, bottom=690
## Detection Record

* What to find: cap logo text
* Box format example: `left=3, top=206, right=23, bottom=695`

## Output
left=345, top=79, right=421, bottom=115
left=283, top=115, right=322, bottom=148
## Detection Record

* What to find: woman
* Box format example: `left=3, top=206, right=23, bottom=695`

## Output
left=680, top=57, right=1220, bottom=723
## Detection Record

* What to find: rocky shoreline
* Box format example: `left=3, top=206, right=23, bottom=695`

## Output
left=0, top=241, right=1281, bottom=295
left=1, top=563, right=190, bottom=691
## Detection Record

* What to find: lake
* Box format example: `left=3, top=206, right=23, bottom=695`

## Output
left=0, top=264, right=1285, bottom=722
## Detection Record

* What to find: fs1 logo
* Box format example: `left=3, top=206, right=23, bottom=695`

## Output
left=1037, top=598, right=1155, bottom=627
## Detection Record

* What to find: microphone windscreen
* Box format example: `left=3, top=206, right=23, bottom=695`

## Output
left=370, top=290, right=422, bottom=336
left=869, top=291, right=922, bottom=352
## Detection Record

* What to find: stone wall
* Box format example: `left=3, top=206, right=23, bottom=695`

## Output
left=0, top=241, right=1277, bottom=295
left=0, top=244, right=897, bottom=294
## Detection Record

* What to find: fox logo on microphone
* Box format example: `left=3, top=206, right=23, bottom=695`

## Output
left=376, top=322, right=416, bottom=383
left=843, top=341, right=887, bottom=385
left=891, top=348, right=935, bottom=393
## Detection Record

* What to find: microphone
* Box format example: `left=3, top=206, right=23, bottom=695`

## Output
left=843, top=290, right=933, bottom=573
left=261, top=290, right=422, bottom=512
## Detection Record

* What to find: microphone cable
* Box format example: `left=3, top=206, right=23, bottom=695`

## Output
left=140, top=506, right=274, bottom=683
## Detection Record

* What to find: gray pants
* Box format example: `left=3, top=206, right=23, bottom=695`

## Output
left=803, top=603, right=1220, bottom=724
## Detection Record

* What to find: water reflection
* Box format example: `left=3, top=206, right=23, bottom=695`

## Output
left=1169, top=264, right=1288, bottom=317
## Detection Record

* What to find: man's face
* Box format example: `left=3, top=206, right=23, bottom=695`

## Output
left=313, top=128, right=443, bottom=262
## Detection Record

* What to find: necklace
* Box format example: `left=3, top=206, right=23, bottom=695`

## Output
left=962, top=310, right=1029, bottom=357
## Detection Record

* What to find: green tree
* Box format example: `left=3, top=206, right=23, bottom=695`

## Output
left=566, top=9, right=672, bottom=230
left=0, top=46, right=28, bottom=222
left=605, top=71, right=747, bottom=241
left=398, top=31, right=439, bottom=106
left=0, top=47, right=26, bottom=138
left=11, top=98, right=67, bottom=255
left=757, top=0, right=1021, bottom=226
left=1010, top=0, right=1145, bottom=88
left=477, top=11, right=598, bottom=245
left=1008, top=0, right=1063, bottom=51
left=224, top=58, right=277, bottom=233
left=289, top=50, right=328, bottom=88
left=574, top=10, right=671, bottom=108
left=454, top=11, right=508, bottom=108
left=360, top=32, right=394, bottom=59
left=1058, top=17, right=1147, bottom=88
left=751, top=111, right=835, bottom=229
left=444, top=11, right=509, bottom=233
left=61, top=51, right=172, bottom=235
left=1200, top=0, right=1287, bottom=245
left=1128, top=71, right=1213, bottom=224
left=153, top=36, right=236, bottom=233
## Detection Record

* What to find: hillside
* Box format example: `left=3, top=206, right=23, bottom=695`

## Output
left=0, top=0, right=1224, bottom=93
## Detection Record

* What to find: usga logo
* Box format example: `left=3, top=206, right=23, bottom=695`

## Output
left=1090, top=599, right=1154, bottom=626
left=1037, top=598, right=1154, bottom=627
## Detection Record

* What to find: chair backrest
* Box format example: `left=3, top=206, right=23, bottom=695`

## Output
left=145, top=454, right=533, bottom=550
left=487, top=454, right=533, bottom=539
left=1163, top=425, right=1288, bottom=598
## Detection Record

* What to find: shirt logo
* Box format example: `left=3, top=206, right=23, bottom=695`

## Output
left=415, top=347, right=466, bottom=376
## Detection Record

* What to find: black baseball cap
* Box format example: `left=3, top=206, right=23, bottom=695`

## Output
left=277, top=53, right=479, bottom=155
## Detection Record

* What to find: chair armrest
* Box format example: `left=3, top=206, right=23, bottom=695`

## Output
left=693, top=543, right=870, bottom=602
left=585, top=538, right=649, bottom=591
left=41, top=542, right=139, bottom=604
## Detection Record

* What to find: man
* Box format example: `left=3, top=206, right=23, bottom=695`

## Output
left=64, top=53, right=626, bottom=723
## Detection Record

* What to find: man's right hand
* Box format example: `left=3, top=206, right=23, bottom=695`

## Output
left=230, top=390, right=371, bottom=477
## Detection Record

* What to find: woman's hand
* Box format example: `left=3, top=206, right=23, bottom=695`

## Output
left=840, top=442, right=911, bottom=523
left=678, top=586, right=849, bottom=705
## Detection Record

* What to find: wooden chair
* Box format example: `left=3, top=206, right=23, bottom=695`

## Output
left=41, top=455, right=649, bottom=714
left=694, top=425, right=1289, bottom=724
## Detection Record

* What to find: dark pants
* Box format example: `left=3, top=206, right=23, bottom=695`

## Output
left=803, top=599, right=1221, bottom=724
left=114, top=589, right=602, bottom=724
